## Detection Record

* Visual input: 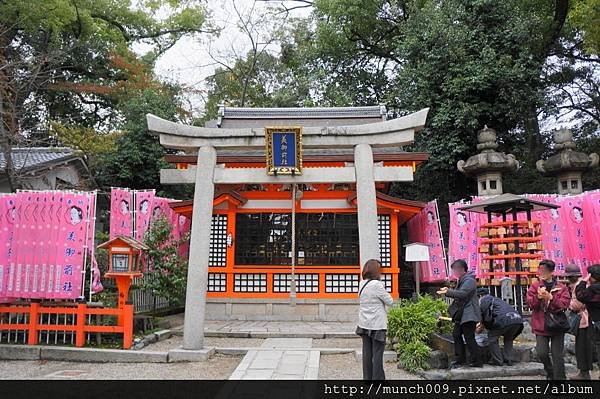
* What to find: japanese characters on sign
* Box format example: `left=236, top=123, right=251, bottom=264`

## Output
left=265, top=126, right=303, bottom=175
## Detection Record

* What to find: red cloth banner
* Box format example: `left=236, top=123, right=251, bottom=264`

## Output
left=407, top=200, right=448, bottom=282
left=582, top=191, right=600, bottom=264
left=0, top=194, right=16, bottom=302
left=134, top=190, right=155, bottom=241
left=448, top=191, right=600, bottom=277
left=109, top=188, right=133, bottom=239
left=1, top=191, right=94, bottom=301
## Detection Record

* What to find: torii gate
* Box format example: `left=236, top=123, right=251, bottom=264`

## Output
left=147, top=108, right=429, bottom=351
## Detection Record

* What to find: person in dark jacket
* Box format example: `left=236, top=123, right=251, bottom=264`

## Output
left=561, top=264, right=592, bottom=380
left=526, top=259, right=571, bottom=380
left=438, top=259, right=482, bottom=367
left=575, top=264, right=600, bottom=380
left=476, top=288, right=524, bottom=366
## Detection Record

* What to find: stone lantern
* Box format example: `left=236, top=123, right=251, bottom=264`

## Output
left=457, top=126, right=519, bottom=196
left=536, top=128, right=599, bottom=195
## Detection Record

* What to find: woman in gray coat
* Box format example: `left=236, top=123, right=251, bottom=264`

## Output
left=438, top=259, right=483, bottom=367
left=356, top=259, right=394, bottom=380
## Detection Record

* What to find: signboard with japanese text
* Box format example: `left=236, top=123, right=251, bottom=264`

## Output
left=265, top=126, right=303, bottom=175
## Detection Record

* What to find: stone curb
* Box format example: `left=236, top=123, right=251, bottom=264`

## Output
left=133, top=329, right=173, bottom=350
left=0, top=344, right=41, bottom=360
left=200, top=331, right=354, bottom=339
left=418, top=362, right=578, bottom=380
left=0, top=343, right=361, bottom=363
left=41, top=346, right=168, bottom=363
left=168, top=346, right=215, bottom=362
left=214, top=347, right=357, bottom=355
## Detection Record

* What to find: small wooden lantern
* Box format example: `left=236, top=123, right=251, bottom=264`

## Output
left=98, top=236, right=148, bottom=276
left=97, top=236, right=148, bottom=311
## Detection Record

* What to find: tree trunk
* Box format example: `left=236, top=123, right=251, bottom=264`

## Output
left=0, top=63, right=17, bottom=192
left=523, top=103, right=543, bottom=168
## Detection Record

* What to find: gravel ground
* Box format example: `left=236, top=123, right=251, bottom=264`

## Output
left=318, top=353, right=419, bottom=380
left=141, top=336, right=265, bottom=351
left=0, top=354, right=242, bottom=379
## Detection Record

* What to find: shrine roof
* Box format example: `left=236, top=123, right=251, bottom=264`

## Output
left=207, top=105, right=387, bottom=128
left=347, top=191, right=426, bottom=209
left=0, top=147, right=82, bottom=171
left=169, top=190, right=247, bottom=211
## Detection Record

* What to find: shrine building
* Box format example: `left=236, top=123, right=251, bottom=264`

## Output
left=147, top=105, right=429, bottom=350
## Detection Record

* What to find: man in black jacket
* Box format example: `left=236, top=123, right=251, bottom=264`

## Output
left=575, top=264, right=600, bottom=379
left=438, top=259, right=482, bottom=368
left=477, top=288, right=524, bottom=366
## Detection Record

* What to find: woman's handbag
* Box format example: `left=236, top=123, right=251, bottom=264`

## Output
left=567, top=312, right=582, bottom=335
left=545, top=309, right=570, bottom=334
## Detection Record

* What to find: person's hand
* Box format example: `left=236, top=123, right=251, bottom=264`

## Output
left=537, top=287, right=546, bottom=299
left=583, top=275, right=591, bottom=283
left=539, top=289, right=552, bottom=301
left=437, top=287, right=448, bottom=295
left=475, top=322, right=484, bottom=333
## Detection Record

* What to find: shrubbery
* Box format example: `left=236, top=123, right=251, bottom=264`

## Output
left=387, top=295, right=449, bottom=372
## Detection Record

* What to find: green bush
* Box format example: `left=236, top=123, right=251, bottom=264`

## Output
left=397, top=341, right=432, bottom=372
left=387, top=295, right=448, bottom=372
left=142, top=215, right=189, bottom=306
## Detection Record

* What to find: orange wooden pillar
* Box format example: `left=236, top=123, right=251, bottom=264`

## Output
left=27, top=302, right=39, bottom=345
left=390, top=211, right=400, bottom=298
left=122, top=303, right=134, bottom=349
left=75, top=302, right=86, bottom=347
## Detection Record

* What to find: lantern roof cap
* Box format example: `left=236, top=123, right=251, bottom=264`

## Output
left=457, top=193, right=559, bottom=214
left=97, top=236, right=149, bottom=251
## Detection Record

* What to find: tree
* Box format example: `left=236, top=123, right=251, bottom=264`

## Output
left=569, top=0, right=600, bottom=55
left=209, top=0, right=597, bottom=238
left=200, top=0, right=314, bottom=121
left=142, top=215, right=189, bottom=307
left=0, top=0, right=207, bottom=190
left=95, top=82, right=193, bottom=199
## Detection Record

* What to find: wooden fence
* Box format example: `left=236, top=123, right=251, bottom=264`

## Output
left=0, top=302, right=133, bottom=349
left=101, top=276, right=172, bottom=314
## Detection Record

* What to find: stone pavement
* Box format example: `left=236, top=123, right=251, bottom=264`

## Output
left=164, top=314, right=356, bottom=338
left=229, top=338, right=320, bottom=380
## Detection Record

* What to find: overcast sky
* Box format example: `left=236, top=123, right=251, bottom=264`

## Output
left=136, top=0, right=311, bottom=117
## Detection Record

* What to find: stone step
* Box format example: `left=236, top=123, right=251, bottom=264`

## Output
left=418, top=362, right=578, bottom=380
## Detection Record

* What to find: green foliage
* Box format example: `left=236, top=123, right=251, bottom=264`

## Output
left=94, top=84, right=192, bottom=198
left=387, top=295, right=448, bottom=372
left=397, top=341, right=432, bottom=373
left=0, top=0, right=206, bottom=147
left=141, top=215, right=189, bottom=307
left=569, top=0, right=600, bottom=54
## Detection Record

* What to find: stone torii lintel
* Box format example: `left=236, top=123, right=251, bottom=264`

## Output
left=146, top=108, right=429, bottom=150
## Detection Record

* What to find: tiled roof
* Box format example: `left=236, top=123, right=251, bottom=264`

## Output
left=209, top=105, right=388, bottom=128
left=0, top=147, right=79, bottom=171
left=219, top=105, right=387, bottom=119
